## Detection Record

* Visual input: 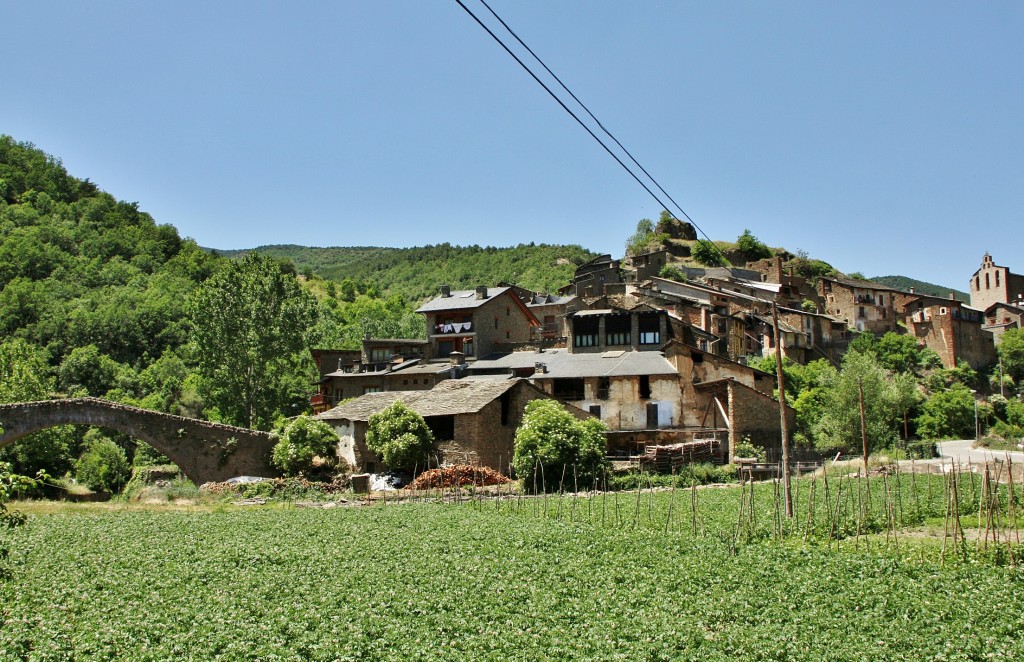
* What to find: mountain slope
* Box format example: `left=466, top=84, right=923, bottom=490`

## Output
left=870, top=275, right=969, bottom=303
left=218, top=243, right=597, bottom=303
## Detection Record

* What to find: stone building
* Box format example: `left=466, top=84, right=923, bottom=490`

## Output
left=817, top=276, right=899, bottom=335
left=566, top=307, right=670, bottom=354
left=309, top=339, right=433, bottom=412
left=626, top=249, right=669, bottom=282
left=694, top=379, right=796, bottom=460
left=316, top=378, right=573, bottom=474
left=563, top=254, right=623, bottom=296
left=524, top=292, right=579, bottom=342
left=903, top=295, right=996, bottom=370
left=970, top=253, right=1024, bottom=311
left=982, top=301, right=1024, bottom=345
left=415, top=285, right=539, bottom=360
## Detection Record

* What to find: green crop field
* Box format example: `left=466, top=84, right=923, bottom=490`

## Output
left=2, top=472, right=1024, bottom=660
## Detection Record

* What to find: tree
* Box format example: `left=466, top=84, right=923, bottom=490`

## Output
left=812, top=351, right=904, bottom=453
left=190, top=252, right=318, bottom=430
left=512, top=399, right=608, bottom=492
left=75, top=433, right=130, bottom=493
left=691, top=240, right=726, bottom=267
left=365, top=401, right=434, bottom=471
left=999, top=328, right=1024, bottom=384
left=915, top=384, right=976, bottom=440
left=0, top=339, right=77, bottom=476
left=625, top=219, right=657, bottom=256
left=736, top=229, right=771, bottom=261
left=271, top=415, right=339, bottom=477
left=658, top=264, right=687, bottom=282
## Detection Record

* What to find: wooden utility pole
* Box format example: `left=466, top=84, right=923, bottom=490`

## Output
left=859, top=377, right=869, bottom=473
left=771, top=302, right=793, bottom=517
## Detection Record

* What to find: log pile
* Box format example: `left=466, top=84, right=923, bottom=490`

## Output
left=407, top=465, right=511, bottom=490
left=639, top=439, right=721, bottom=472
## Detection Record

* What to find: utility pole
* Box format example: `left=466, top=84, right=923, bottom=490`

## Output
left=858, top=377, right=869, bottom=473
left=772, top=302, right=793, bottom=517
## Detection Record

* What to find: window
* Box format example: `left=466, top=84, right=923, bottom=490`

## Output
left=976, top=276, right=980, bottom=290
left=370, top=348, right=390, bottom=362
left=878, top=295, right=884, bottom=305
left=605, top=316, right=631, bottom=346
left=639, top=375, right=651, bottom=399
left=589, top=404, right=601, bottom=418
left=506, top=331, right=510, bottom=340
left=639, top=315, right=661, bottom=345
left=494, top=318, right=499, bottom=329
left=500, top=392, right=511, bottom=426
left=573, top=316, right=599, bottom=348
left=552, top=378, right=585, bottom=400
left=363, top=386, right=381, bottom=394
left=858, top=306, right=866, bottom=318
left=425, top=415, right=455, bottom=441
left=506, top=307, right=510, bottom=316
left=986, top=274, right=991, bottom=289
left=996, top=271, right=1001, bottom=287
left=597, top=377, right=610, bottom=400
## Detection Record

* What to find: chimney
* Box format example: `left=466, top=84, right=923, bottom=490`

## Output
left=534, top=362, right=547, bottom=374
left=949, top=292, right=955, bottom=300
left=475, top=285, right=489, bottom=300
left=909, top=287, right=915, bottom=294
left=440, top=284, right=451, bottom=298
left=449, top=351, right=465, bottom=366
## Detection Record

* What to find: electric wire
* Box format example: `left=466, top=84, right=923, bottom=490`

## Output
left=455, top=0, right=733, bottom=268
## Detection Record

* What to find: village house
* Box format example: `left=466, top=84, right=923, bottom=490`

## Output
left=524, top=291, right=579, bottom=342
left=970, top=253, right=1024, bottom=311
left=694, top=378, right=796, bottom=461
left=902, top=294, right=996, bottom=370
left=817, top=275, right=899, bottom=335
left=316, top=378, right=580, bottom=474
left=626, top=248, right=670, bottom=282
left=310, top=338, right=442, bottom=413
left=415, top=285, right=540, bottom=360
left=561, top=254, right=624, bottom=296
left=982, top=301, right=1024, bottom=345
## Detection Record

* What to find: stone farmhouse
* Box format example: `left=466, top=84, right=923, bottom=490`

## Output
left=316, top=378, right=578, bottom=475
left=817, top=276, right=899, bottom=335
left=902, top=293, right=995, bottom=369
left=415, top=285, right=539, bottom=360
left=983, top=302, right=1024, bottom=346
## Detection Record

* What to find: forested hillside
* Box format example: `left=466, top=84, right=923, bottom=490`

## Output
left=870, top=275, right=969, bottom=302
left=217, top=243, right=596, bottom=303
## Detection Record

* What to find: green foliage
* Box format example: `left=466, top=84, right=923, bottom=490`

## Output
left=365, top=401, right=434, bottom=471
left=512, top=399, right=608, bottom=491
left=310, top=293, right=424, bottom=350
left=733, top=439, right=766, bottom=461
left=800, top=298, right=817, bottom=313
left=690, top=239, right=726, bottom=267
left=847, top=271, right=866, bottom=280
left=58, top=344, right=133, bottom=396
left=625, top=218, right=669, bottom=256
left=219, top=242, right=596, bottom=305
left=998, top=328, right=1024, bottom=384
left=609, top=464, right=737, bottom=490
left=5, top=482, right=1024, bottom=657
left=736, top=229, right=771, bottom=261
left=190, top=252, right=318, bottom=430
left=657, top=264, right=687, bottom=282
left=75, top=433, right=130, bottom=493
left=790, top=252, right=836, bottom=280
left=811, top=351, right=908, bottom=453
left=915, top=384, right=977, bottom=440
left=271, top=415, right=339, bottom=477
left=870, top=275, right=969, bottom=302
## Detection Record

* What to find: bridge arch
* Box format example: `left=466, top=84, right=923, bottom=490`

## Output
left=0, top=398, right=276, bottom=485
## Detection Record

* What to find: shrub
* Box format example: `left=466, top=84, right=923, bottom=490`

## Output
left=75, top=436, right=130, bottom=493
left=691, top=240, right=726, bottom=267
left=513, top=399, right=608, bottom=492
left=733, top=439, right=765, bottom=461
left=736, top=229, right=771, bottom=261
left=658, top=264, right=687, bottom=282
left=915, top=385, right=976, bottom=440
left=365, top=401, right=434, bottom=471
left=271, top=414, right=339, bottom=477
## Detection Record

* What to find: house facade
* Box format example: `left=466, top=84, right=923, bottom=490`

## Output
left=903, top=295, right=996, bottom=369
left=817, top=276, right=899, bottom=335
left=415, top=286, right=539, bottom=360
left=316, top=378, right=580, bottom=474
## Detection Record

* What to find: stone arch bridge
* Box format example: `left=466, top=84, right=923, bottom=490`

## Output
left=0, top=398, right=276, bottom=485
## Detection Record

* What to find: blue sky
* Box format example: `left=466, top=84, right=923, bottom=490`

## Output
left=2, top=1, right=1021, bottom=289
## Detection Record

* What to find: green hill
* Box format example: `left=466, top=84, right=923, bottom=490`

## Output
left=217, top=243, right=597, bottom=304
left=869, top=275, right=969, bottom=303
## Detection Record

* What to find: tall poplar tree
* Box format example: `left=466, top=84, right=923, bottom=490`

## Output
left=190, top=253, right=318, bottom=430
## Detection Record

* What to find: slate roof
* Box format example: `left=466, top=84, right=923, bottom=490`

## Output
left=472, top=349, right=678, bottom=379
left=415, top=287, right=512, bottom=313
left=317, top=378, right=523, bottom=421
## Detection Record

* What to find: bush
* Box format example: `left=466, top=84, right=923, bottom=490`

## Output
left=691, top=240, right=726, bottom=267
left=733, top=440, right=765, bottom=461
left=915, top=385, right=976, bottom=440
left=658, top=264, right=687, bottom=282
left=365, top=401, right=434, bottom=471
left=905, top=439, right=938, bottom=459
left=272, top=415, right=339, bottom=477
left=513, top=399, right=608, bottom=492
left=75, top=436, right=130, bottom=493
left=608, top=463, right=737, bottom=490
left=736, top=229, right=771, bottom=261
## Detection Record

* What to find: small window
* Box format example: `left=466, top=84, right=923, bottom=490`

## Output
left=589, top=404, right=601, bottom=418
left=639, top=375, right=651, bottom=399
left=506, top=331, right=510, bottom=339
left=506, top=307, right=510, bottom=316
left=494, top=318, right=499, bottom=329
left=996, top=272, right=1001, bottom=287
left=597, top=377, right=610, bottom=400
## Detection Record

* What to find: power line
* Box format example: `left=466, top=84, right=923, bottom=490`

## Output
left=455, top=0, right=730, bottom=263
